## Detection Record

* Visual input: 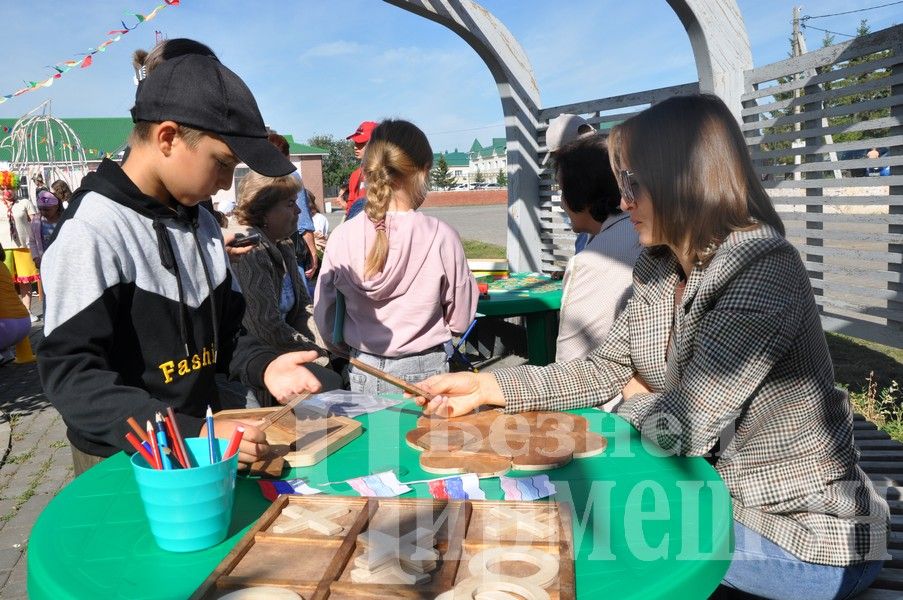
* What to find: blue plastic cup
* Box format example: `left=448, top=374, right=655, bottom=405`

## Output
left=131, top=437, right=237, bottom=552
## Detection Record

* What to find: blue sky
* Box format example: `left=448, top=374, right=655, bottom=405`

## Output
left=0, top=1, right=899, bottom=153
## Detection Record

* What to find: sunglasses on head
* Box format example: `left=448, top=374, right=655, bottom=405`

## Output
left=619, top=169, right=640, bottom=207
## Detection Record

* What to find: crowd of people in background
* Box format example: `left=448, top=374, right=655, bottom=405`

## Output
left=0, top=35, right=889, bottom=600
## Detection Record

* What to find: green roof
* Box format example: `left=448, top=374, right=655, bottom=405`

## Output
left=0, top=117, right=133, bottom=162
left=0, top=117, right=327, bottom=162
left=283, top=134, right=328, bottom=156
left=469, top=136, right=506, bottom=159
left=434, top=150, right=469, bottom=167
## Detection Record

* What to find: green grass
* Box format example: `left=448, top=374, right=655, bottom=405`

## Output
left=462, top=239, right=506, bottom=259
left=827, top=333, right=903, bottom=442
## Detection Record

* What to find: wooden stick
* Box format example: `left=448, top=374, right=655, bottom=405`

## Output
left=259, top=391, right=313, bottom=432
left=127, top=417, right=150, bottom=444
left=348, top=357, right=435, bottom=401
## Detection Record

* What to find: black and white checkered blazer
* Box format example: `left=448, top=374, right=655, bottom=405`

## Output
left=495, top=225, right=888, bottom=566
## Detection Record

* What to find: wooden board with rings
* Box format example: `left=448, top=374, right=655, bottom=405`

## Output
left=405, top=410, right=607, bottom=477
left=190, top=495, right=576, bottom=599
left=214, top=406, right=362, bottom=476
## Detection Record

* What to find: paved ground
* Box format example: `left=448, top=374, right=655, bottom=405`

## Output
left=0, top=307, right=72, bottom=600
left=325, top=204, right=508, bottom=246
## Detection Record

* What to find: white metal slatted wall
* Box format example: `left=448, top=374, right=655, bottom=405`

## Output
left=741, top=25, right=902, bottom=342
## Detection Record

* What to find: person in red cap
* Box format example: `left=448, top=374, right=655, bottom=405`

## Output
left=345, top=121, right=377, bottom=219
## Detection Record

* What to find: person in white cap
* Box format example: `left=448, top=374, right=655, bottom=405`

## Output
left=544, top=114, right=595, bottom=253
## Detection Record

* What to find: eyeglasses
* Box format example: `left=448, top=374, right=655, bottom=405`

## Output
left=619, top=169, right=640, bottom=207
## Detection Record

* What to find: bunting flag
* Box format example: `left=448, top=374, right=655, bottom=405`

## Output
left=499, top=475, right=556, bottom=501
left=0, top=1, right=179, bottom=105
left=347, top=471, right=412, bottom=497
left=426, top=473, right=485, bottom=500
left=258, top=478, right=322, bottom=502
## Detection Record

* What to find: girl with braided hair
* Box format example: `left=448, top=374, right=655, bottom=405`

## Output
left=314, top=119, right=477, bottom=394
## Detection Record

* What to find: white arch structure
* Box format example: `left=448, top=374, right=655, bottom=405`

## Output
left=385, top=0, right=752, bottom=271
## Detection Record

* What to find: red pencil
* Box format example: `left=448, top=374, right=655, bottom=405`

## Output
left=146, top=420, right=162, bottom=470
left=224, top=426, right=244, bottom=460
left=165, top=407, right=191, bottom=468
left=162, top=415, right=187, bottom=469
left=125, top=432, right=156, bottom=466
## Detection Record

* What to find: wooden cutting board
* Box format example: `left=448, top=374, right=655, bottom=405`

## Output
left=214, top=407, right=362, bottom=468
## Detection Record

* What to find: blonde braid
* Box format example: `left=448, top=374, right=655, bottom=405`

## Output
left=360, top=119, right=434, bottom=278
left=363, top=141, right=394, bottom=278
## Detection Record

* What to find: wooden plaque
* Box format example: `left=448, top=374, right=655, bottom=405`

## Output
left=191, top=495, right=575, bottom=599
left=214, top=407, right=362, bottom=468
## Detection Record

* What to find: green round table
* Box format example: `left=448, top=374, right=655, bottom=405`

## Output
left=28, top=404, right=732, bottom=599
left=476, top=273, right=563, bottom=366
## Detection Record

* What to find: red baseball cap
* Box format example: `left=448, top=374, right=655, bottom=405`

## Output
left=347, top=121, right=378, bottom=144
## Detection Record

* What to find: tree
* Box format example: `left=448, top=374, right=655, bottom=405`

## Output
left=758, top=18, right=889, bottom=170
left=430, top=154, right=457, bottom=190
left=307, top=134, right=357, bottom=189
left=496, top=169, right=507, bottom=187
left=819, top=20, right=891, bottom=145
left=474, top=167, right=485, bottom=184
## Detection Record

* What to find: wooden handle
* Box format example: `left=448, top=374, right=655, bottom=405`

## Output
left=348, top=357, right=435, bottom=401
left=260, top=391, right=312, bottom=432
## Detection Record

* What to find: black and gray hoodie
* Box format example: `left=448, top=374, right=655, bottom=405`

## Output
left=38, top=159, right=278, bottom=457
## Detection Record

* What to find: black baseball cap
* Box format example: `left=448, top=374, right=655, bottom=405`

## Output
left=130, top=54, right=295, bottom=178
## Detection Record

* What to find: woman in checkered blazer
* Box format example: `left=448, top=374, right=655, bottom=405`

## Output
left=415, top=95, right=888, bottom=599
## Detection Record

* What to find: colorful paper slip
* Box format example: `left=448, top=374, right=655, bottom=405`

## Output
left=500, top=474, right=556, bottom=501
left=347, top=471, right=412, bottom=497
left=258, top=478, right=321, bottom=502
left=427, top=473, right=486, bottom=500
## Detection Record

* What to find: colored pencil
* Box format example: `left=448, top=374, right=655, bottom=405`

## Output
left=162, top=414, right=187, bottom=469
left=154, top=413, right=172, bottom=470
left=127, top=417, right=150, bottom=444
left=146, top=420, right=161, bottom=470
left=224, top=426, right=244, bottom=460
left=206, top=406, right=217, bottom=464
left=165, top=406, right=191, bottom=468
left=125, top=432, right=155, bottom=466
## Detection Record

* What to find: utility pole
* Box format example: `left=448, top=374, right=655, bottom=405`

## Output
left=791, top=6, right=841, bottom=180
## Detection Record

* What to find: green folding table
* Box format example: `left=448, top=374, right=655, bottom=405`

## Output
left=28, top=404, right=732, bottom=599
left=476, top=273, right=563, bottom=366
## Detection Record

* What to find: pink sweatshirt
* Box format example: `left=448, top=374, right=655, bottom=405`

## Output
left=314, top=211, right=477, bottom=357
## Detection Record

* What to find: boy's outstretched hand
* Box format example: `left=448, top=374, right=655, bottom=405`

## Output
left=409, top=372, right=506, bottom=418
left=263, top=350, right=323, bottom=403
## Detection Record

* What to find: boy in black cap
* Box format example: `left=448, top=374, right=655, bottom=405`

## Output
left=38, top=49, right=322, bottom=474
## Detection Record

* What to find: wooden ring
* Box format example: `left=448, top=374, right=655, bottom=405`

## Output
left=467, top=547, right=558, bottom=589
left=435, top=575, right=550, bottom=600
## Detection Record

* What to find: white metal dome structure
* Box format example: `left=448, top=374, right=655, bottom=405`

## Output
left=0, top=99, right=87, bottom=194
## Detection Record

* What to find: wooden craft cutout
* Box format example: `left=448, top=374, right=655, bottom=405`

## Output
left=215, top=407, right=362, bottom=474
left=484, top=506, right=555, bottom=540
left=219, top=587, right=304, bottom=600
left=410, top=410, right=606, bottom=476
left=351, top=527, right=439, bottom=584
left=435, top=548, right=558, bottom=600
left=273, top=505, right=350, bottom=536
